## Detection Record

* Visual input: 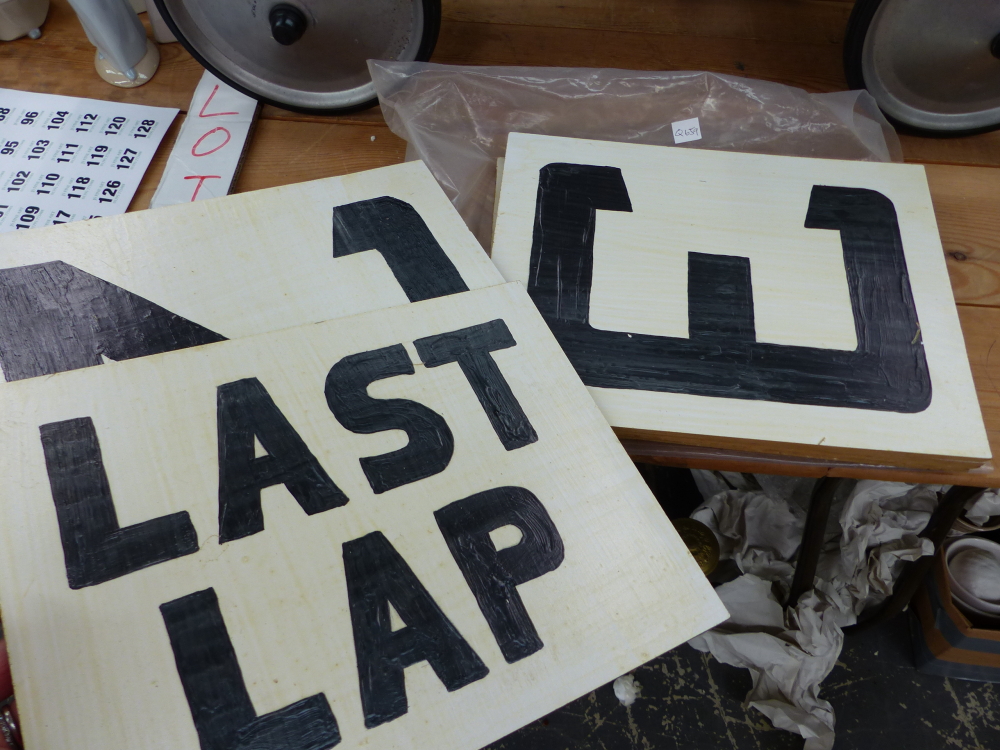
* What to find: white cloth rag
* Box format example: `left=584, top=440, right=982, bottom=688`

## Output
left=686, top=476, right=941, bottom=750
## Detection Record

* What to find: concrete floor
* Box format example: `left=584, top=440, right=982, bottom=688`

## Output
left=489, top=612, right=1000, bottom=750
left=488, top=607, right=1000, bottom=750
left=489, top=461, right=1000, bottom=750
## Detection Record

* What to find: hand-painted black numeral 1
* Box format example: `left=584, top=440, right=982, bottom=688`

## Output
left=331, top=196, right=469, bottom=301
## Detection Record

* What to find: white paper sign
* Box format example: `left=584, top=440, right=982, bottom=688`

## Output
left=0, top=282, right=726, bottom=750
left=150, top=71, right=259, bottom=208
left=671, top=117, right=702, bottom=144
left=0, top=87, right=176, bottom=231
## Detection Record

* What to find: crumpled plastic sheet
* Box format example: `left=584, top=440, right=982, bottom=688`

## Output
left=369, top=61, right=902, bottom=248
left=687, top=475, right=944, bottom=750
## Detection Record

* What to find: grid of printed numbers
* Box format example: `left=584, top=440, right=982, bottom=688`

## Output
left=0, top=88, right=176, bottom=232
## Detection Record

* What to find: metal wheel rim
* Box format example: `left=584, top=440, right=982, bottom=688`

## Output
left=154, top=0, right=434, bottom=112
left=861, top=0, right=1000, bottom=132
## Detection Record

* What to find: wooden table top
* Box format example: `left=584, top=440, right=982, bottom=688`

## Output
left=3, top=0, right=999, bottom=488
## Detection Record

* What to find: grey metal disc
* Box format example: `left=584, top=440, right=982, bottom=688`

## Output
left=861, top=0, right=1000, bottom=132
left=153, top=0, right=439, bottom=113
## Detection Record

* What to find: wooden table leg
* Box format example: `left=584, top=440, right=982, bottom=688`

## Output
left=787, top=477, right=844, bottom=607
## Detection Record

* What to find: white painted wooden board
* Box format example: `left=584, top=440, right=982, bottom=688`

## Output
left=0, top=159, right=503, bottom=383
left=491, top=133, right=991, bottom=464
left=0, top=282, right=726, bottom=750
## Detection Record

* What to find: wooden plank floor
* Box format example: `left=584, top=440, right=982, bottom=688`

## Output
left=2, top=0, right=999, bottom=487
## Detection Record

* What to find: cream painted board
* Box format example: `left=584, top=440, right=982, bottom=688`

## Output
left=491, top=133, right=990, bottom=462
left=0, top=282, right=726, bottom=750
left=0, top=160, right=502, bottom=382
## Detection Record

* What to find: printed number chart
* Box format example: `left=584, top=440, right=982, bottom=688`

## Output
left=0, top=88, right=177, bottom=233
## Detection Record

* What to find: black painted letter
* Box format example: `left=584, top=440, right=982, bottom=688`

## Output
left=414, top=319, right=537, bottom=451
left=332, top=197, right=469, bottom=302
left=0, top=261, right=225, bottom=382
left=217, top=378, right=348, bottom=543
left=434, top=486, right=564, bottom=663
left=527, top=164, right=931, bottom=412
left=343, top=531, right=489, bottom=728
left=687, top=253, right=755, bottom=343
left=161, top=588, right=340, bottom=750
left=325, top=345, right=453, bottom=494
left=40, top=417, right=198, bottom=589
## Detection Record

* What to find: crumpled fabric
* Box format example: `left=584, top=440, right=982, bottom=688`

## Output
left=834, top=482, right=941, bottom=615
left=966, top=489, right=1000, bottom=526
left=692, top=489, right=805, bottom=591
left=687, top=475, right=943, bottom=750
left=690, top=577, right=841, bottom=750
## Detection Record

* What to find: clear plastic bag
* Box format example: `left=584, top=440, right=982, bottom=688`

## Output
left=369, top=61, right=902, bottom=249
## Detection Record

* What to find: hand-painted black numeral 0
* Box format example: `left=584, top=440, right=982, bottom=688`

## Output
left=527, top=163, right=932, bottom=412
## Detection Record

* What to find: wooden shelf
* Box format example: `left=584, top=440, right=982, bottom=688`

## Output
left=4, top=0, right=998, bottom=486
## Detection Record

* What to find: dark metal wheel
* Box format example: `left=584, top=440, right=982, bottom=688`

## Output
left=844, top=0, right=1000, bottom=136
left=152, top=0, right=441, bottom=115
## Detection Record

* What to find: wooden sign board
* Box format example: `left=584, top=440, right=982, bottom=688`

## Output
left=0, top=282, right=726, bottom=750
left=0, top=160, right=502, bottom=383
left=491, top=133, right=991, bottom=470
left=150, top=70, right=260, bottom=208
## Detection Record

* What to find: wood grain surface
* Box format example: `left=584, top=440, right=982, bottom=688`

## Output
left=3, top=0, right=999, bottom=486
left=0, top=281, right=726, bottom=750
left=232, top=120, right=406, bottom=193
left=432, top=20, right=845, bottom=93
left=632, top=304, right=1000, bottom=487
left=928, top=165, right=1000, bottom=308
left=493, top=133, right=990, bottom=471
left=443, top=0, right=855, bottom=45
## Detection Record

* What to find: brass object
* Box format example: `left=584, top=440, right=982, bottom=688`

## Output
left=672, top=518, right=720, bottom=575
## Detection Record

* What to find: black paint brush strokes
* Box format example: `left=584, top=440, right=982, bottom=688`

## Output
left=435, top=486, right=564, bottom=663
left=0, top=195, right=466, bottom=384
left=343, top=531, right=489, bottom=728
left=217, top=377, right=349, bottom=543
left=161, top=588, right=341, bottom=750
left=0, top=261, right=225, bottom=381
left=332, top=196, right=470, bottom=302
left=325, top=344, right=455, bottom=495
left=414, top=319, right=538, bottom=451
left=40, top=417, right=199, bottom=589
left=528, top=163, right=932, bottom=412
left=688, top=253, right=755, bottom=343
